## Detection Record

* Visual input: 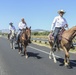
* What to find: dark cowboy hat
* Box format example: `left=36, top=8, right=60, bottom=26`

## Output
left=58, top=10, right=66, bottom=14
left=9, top=22, right=13, bottom=25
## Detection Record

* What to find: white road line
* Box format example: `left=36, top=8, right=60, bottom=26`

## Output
left=29, top=46, right=50, bottom=54
left=29, top=46, right=61, bottom=58
left=29, top=46, right=76, bottom=64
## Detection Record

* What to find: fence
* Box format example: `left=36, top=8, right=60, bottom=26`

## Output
left=31, top=37, right=76, bottom=46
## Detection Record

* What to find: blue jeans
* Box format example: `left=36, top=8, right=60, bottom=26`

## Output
left=53, top=27, right=61, bottom=47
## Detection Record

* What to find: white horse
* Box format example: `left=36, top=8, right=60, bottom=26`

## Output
left=9, top=30, right=16, bottom=49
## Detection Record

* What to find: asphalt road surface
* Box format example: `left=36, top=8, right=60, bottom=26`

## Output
left=0, top=37, right=76, bottom=75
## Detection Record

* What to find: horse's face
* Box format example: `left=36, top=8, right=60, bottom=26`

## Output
left=25, top=27, right=31, bottom=40
left=10, top=30, right=15, bottom=38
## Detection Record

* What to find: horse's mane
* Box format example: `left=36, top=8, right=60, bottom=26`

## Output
left=63, top=26, right=76, bottom=34
left=62, top=26, right=76, bottom=41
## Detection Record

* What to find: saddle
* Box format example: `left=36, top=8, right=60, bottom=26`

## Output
left=58, top=28, right=65, bottom=41
left=49, top=28, right=65, bottom=42
left=18, top=31, right=23, bottom=40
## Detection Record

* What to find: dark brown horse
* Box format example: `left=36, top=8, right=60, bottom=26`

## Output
left=17, top=27, right=31, bottom=58
left=48, top=26, right=76, bottom=67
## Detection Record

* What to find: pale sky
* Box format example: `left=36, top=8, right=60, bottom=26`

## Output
left=0, top=0, right=76, bottom=30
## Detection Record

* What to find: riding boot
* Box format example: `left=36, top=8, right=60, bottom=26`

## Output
left=56, top=39, right=60, bottom=51
left=52, top=37, right=57, bottom=52
left=52, top=43, right=56, bottom=52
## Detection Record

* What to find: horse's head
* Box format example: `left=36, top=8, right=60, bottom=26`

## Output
left=72, top=26, right=76, bottom=31
left=23, top=27, right=31, bottom=41
left=11, top=30, right=15, bottom=36
left=70, top=26, right=76, bottom=38
left=9, top=30, right=16, bottom=40
left=26, top=27, right=31, bottom=39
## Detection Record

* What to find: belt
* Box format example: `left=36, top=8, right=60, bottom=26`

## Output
left=55, top=27, right=62, bottom=29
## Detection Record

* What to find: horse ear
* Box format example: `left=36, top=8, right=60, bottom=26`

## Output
left=29, top=26, right=31, bottom=29
left=26, top=27, right=28, bottom=29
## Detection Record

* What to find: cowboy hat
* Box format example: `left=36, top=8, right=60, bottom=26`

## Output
left=58, top=10, right=66, bottom=14
left=21, top=18, right=24, bottom=21
left=9, top=22, right=13, bottom=25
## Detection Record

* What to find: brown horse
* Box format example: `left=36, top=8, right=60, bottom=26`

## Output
left=48, top=26, right=76, bottom=67
left=17, top=27, right=31, bottom=58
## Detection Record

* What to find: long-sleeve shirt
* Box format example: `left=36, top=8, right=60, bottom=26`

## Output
left=51, top=15, right=67, bottom=30
left=18, top=22, right=27, bottom=30
left=9, top=25, right=16, bottom=31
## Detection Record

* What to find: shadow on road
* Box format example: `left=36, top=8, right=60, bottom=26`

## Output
left=15, top=47, right=19, bottom=49
left=27, top=52, right=42, bottom=59
left=57, top=58, right=76, bottom=69
left=15, top=46, right=42, bottom=59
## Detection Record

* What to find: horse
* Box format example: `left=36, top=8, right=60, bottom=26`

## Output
left=17, top=27, right=31, bottom=58
left=8, top=33, right=10, bottom=40
left=48, top=26, right=76, bottom=67
left=9, top=30, right=16, bottom=49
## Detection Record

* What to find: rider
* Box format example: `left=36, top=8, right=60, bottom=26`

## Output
left=51, top=9, right=68, bottom=51
left=9, top=22, right=16, bottom=35
left=16, top=18, right=27, bottom=42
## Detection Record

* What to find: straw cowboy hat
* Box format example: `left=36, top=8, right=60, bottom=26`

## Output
left=58, top=10, right=66, bottom=14
left=21, top=18, right=25, bottom=21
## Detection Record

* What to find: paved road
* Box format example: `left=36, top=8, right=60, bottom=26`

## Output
left=0, top=37, right=76, bottom=75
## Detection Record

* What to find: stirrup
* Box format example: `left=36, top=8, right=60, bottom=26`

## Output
left=70, top=45, right=75, bottom=49
left=52, top=46, right=56, bottom=52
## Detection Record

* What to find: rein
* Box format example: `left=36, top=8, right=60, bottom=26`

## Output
left=62, top=31, right=76, bottom=43
left=62, top=36, right=72, bottom=42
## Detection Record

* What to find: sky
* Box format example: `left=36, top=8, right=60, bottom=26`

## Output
left=0, top=0, right=76, bottom=30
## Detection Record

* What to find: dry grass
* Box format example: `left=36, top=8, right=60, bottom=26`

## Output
left=32, top=35, right=48, bottom=39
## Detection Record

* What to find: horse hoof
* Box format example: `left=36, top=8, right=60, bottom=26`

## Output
left=49, top=56, right=52, bottom=59
left=54, top=58, right=57, bottom=63
left=19, top=52, right=21, bottom=54
left=64, top=63, right=68, bottom=66
left=25, top=55, right=28, bottom=59
left=54, top=60, right=57, bottom=63
left=13, top=47, right=15, bottom=50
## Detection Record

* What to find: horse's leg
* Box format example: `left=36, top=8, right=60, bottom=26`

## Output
left=49, top=50, right=53, bottom=59
left=13, top=39, right=15, bottom=50
left=20, top=44, right=22, bottom=52
left=49, top=48, right=57, bottom=63
left=64, top=54, right=69, bottom=66
left=10, top=42, right=12, bottom=49
left=64, top=51, right=70, bottom=67
left=23, top=46, right=28, bottom=59
left=9, top=36, right=12, bottom=48
left=18, top=43, right=21, bottom=54
left=52, top=51, right=57, bottom=63
left=66, top=51, right=70, bottom=65
left=62, top=46, right=70, bottom=66
left=20, top=43, right=23, bottom=53
left=49, top=41, right=57, bottom=63
left=12, top=39, right=14, bottom=49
